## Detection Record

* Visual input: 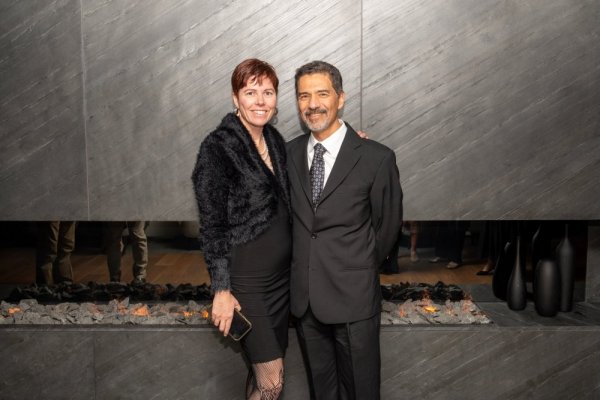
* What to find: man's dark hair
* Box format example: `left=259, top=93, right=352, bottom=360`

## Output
left=294, top=61, right=344, bottom=95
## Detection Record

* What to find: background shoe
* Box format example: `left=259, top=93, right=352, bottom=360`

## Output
left=446, top=261, right=460, bottom=269
left=476, top=269, right=494, bottom=275
left=410, top=251, right=419, bottom=262
left=429, top=257, right=443, bottom=263
left=476, top=263, right=494, bottom=275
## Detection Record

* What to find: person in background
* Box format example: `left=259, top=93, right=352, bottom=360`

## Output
left=36, top=221, right=76, bottom=284
left=103, top=221, right=148, bottom=284
left=429, top=221, right=468, bottom=269
left=406, top=220, right=420, bottom=262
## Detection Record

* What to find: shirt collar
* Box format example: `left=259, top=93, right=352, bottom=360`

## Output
left=308, top=120, right=347, bottom=158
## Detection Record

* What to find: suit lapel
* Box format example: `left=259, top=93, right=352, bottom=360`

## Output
left=290, top=134, right=312, bottom=205
left=319, top=127, right=362, bottom=204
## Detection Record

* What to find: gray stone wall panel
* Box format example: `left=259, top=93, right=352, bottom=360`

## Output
left=0, top=0, right=88, bottom=220
left=83, top=0, right=360, bottom=220
left=363, top=0, right=600, bottom=219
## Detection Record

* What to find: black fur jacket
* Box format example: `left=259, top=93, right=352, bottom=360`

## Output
left=191, top=113, right=291, bottom=292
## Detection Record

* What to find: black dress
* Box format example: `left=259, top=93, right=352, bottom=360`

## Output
left=229, top=199, right=291, bottom=363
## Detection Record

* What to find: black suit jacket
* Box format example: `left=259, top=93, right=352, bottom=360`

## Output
left=287, top=125, right=402, bottom=324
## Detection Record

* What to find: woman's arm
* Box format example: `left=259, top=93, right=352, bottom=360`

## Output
left=192, top=137, right=232, bottom=292
left=192, top=136, right=242, bottom=336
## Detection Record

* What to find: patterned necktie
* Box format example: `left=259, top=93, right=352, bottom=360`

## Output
left=310, top=143, right=326, bottom=207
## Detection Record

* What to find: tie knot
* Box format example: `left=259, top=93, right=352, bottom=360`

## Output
left=314, top=143, right=326, bottom=157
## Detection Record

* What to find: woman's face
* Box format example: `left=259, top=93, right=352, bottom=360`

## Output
left=233, top=76, right=277, bottom=134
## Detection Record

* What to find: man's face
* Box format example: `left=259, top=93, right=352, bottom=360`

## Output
left=296, top=73, right=345, bottom=139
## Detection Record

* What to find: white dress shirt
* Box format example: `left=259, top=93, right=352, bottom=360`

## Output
left=307, top=120, right=347, bottom=187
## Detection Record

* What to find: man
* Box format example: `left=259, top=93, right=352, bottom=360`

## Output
left=103, top=221, right=148, bottom=284
left=36, top=221, right=77, bottom=284
left=287, top=61, right=403, bottom=399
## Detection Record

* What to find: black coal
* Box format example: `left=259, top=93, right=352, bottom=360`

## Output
left=6, top=281, right=465, bottom=304
left=380, top=281, right=467, bottom=302
left=6, top=282, right=213, bottom=303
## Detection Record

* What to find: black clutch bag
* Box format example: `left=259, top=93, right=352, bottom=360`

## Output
left=205, top=305, right=252, bottom=341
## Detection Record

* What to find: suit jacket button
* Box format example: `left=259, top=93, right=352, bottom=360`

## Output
left=311, top=233, right=317, bottom=239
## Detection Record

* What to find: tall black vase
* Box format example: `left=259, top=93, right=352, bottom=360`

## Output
left=507, top=237, right=527, bottom=310
left=556, top=224, right=575, bottom=312
left=533, top=259, right=560, bottom=317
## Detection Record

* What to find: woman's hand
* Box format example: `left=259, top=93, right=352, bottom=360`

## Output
left=211, top=290, right=241, bottom=337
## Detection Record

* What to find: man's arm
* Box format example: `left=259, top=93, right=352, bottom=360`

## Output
left=370, top=150, right=403, bottom=264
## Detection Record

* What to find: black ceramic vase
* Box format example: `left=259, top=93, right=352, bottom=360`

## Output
left=507, top=237, right=527, bottom=310
left=556, top=224, right=575, bottom=312
left=533, top=259, right=560, bottom=317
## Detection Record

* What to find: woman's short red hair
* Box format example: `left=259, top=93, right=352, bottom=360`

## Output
left=231, top=59, right=279, bottom=94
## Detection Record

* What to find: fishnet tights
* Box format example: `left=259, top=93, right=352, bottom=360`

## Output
left=246, top=358, right=284, bottom=400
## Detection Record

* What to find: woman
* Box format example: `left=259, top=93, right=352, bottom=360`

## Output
left=191, top=59, right=290, bottom=399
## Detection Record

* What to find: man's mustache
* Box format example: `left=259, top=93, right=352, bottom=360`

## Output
left=305, top=108, right=327, bottom=117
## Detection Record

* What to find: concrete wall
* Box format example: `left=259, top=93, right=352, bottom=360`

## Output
left=1, top=0, right=599, bottom=220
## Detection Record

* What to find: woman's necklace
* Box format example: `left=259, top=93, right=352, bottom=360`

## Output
left=253, top=134, right=273, bottom=171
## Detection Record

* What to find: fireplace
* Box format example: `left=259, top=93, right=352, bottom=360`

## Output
left=1, top=281, right=492, bottom=326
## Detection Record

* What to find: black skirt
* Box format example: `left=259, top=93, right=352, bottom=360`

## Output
left=229, top=199, right=291, bottom=363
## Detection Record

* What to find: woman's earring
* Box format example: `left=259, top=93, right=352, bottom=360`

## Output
left=270, top=107, right=279, bottom=125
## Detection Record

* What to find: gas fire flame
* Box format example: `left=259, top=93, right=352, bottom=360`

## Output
left=421, top=297, right=438, bottom=313
left=8, top=307, right=21, bottom=315
left=397, top=305, right=408, bottom=318
left=131, top=305, right=150, bottom=317
left=423, top=305, right=438, bottom=313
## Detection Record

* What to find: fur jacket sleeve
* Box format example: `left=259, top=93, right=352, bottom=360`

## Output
left=191, top=113, right=290, bottom=292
